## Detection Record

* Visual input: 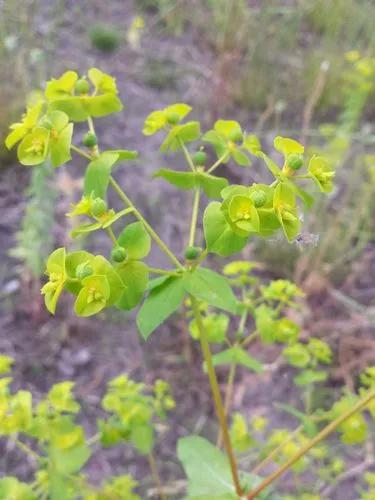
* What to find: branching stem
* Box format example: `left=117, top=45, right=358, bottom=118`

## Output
left=190, top=295, right=243, bottom=497
left=247, top=389, right=375, bottom=499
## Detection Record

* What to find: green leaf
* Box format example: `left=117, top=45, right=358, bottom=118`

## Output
left=17, top=127, right=50, bottom=166
left=154, top=169, right=228, bottom=199
left=183, top=268, right=238, bottom=313
left=198, top=172, right=228, bottom=198
left=293, top=369, right=328, bottom=387
left=131, top=423, right=154, bottom=454
left=274, top=136, right=304, bottom=157
left=177, top=436, right=238, bottom=498
left=154, top=169, right=196, bottom=190
left=84, top=152, right=119, bottom=200
left=211, top=346, right=263, bottom=373
left=231, top=148, right=251, bottom=167
left=50, top=122, right=73, bottom=168
left=160, top=121, right=201, bottom=152
left=137, top=276, right=185, bottom=339
left=117, top=222, right=151, bottom=260
left=116, top=261, right=149, bottom=310
left=105, top=149, right=138, bottom=161
left=259, top=153, right=282, bottom=179
left=203, top=202, right=248, bottom=257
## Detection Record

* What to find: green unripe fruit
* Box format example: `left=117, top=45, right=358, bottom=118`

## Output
left=287, top=154, right=304, bottom=171
left=83, top=132, right=98, bottom=148
left=184, top=246, right=201, bottom=260
left=250, top=190, right=267, bottom=208
left=193, top=151, right=207, bottom=166
left=76, top=262, right=93, bottom=280
left=228, top=129, right=243, bottom=143
left=166, top=112, right=180, bottom=125
left=111, top=247, right=127, bottom=263
left=91, top=198, right=107, bottom=217
left=75, top=78, right=90, bottom=95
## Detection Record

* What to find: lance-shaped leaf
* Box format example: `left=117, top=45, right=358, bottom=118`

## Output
left=182, top=268, right=238, bottom=314
left=84, top=152, right=119, bottom=200
left=137, top=276, right=185, bottom=339
left=203, top=202, right=248, bottom=257
left=154, top=169, right=228, bottom=198
left=104, top=149, right=139, bottom=161
left=210, top=346, right=263, bottom=373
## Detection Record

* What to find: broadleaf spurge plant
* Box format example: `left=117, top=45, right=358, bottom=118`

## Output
left=3, top=68, right=375, bottom=499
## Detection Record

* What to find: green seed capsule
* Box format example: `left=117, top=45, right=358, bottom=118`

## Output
left=91, top=198, right=107, bottom=217
left=83, top=132, right=98, bottom=148
left=184, top=246, right=201, bottom=260
left=193, top=151, right=207, bottom=166
left=166, top=112, right=180, bottom=125
left=287, top=154, right=304, bottom=171
left=75, top=78, right=90, bottom=95
left=111, top=247, right=127, bottom=263
left=76, top=262, right=93, bottom=280
left=250, top=190, right=267, bottom=208
left=228, top=129, right=243, bottom=143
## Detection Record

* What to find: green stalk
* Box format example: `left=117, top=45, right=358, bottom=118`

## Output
left=188, top=187, right=201, bottom=247
left=178, top=138, right=196, bottom=172
left=247, top=389, right=375, bottom=499
left=207, top=153, right=229, bottom=174
left=148, top=452, right=166, bottom=500
left=109, top=176, right=184, bottom=271
left=106, top=227, right=117, bottom=245
left=191, top=295, right=243, bottom=497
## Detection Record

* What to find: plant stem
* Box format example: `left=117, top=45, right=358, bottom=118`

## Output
left=178, top=138, right=196, bottom=172
left=190, top=295, right=243, bottom=497
left=251, top=425, right=303, bottom=475
left=207, top=153, right=228, bottom=174
left=148, top=266, right=180, bottom=276
left=188, top=188, right=201, bottom=247
left=71, top=144, right=93, bottom=161
left=106, top=227, right=117, bottom=245
left=247, top=389, right=375, bottom=499
left=148, top=452, right=166, bottom=500
left=109, top=176, right=184, bottom=271
left=15, top=439, right=40, bottom=462
left=217, top=360, right=237, bottom=448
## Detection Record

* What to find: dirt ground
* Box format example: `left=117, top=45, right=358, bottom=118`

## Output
left=0, top=1, right=374, bottom=498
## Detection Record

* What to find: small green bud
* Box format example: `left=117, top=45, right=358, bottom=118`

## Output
left=184, top=246, right=201, bottom=260
left=111, top=247, right=127, bottom=263
left=166, top=112, right=180, bottom=125
left=83, top=132, right=98, bottom=148
left=91, top=198, right=107, bottom=217
left=76, top=262, right=93, bottom=280
left=75, top=78, right=90, bottom=95
left=250, top=190, right=267, bottom=208
left=193, top=151, right=207, bottom=166
left=287, top=154, right=304, bottom=170
left=228, top=129, right=243, bottom=143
